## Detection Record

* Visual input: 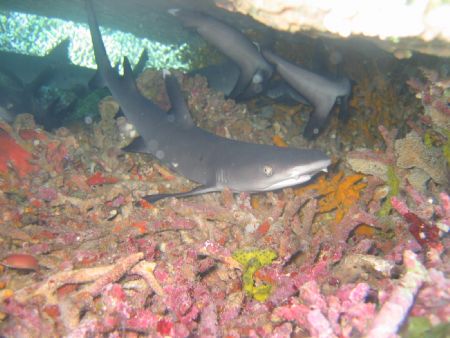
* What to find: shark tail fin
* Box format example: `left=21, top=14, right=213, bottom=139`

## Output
left=85, top=0, right=115, bottom=79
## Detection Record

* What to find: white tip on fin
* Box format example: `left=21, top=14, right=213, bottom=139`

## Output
left=162, top=69, right=171, bottom=78
left=168, top=8, right=180, bottom=16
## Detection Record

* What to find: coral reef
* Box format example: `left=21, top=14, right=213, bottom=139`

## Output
left=395, top=131, right=448, bottom=187
left=0, top=67, right=449, bottom=337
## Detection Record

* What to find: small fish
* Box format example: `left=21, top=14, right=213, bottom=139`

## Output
left=1, top=253, right=39, bottom=271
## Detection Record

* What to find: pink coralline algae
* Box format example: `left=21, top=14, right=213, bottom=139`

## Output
left=273, top=281, right=376, bottom=337
left=366, top=251, right=428, bottom=338
left=1, top=69, right=449, bottom=337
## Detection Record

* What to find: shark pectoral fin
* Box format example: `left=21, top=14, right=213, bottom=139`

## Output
left=122, top=136, right=148, bottom=153
left=142, top=185, right=220, bottom=204
left=227, top=67, right=253, bottom=99
left=337, top=95, right=350, bottom=122
left=237, top=80, right=264, bottom=100
left=303, top=95, right=336, bottom=139
left=115, top=107, right=125, bottom=119
left=164, top=74, right=194, bottom=128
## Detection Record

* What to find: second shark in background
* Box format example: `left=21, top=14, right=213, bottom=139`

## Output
left=169, top=8, right=274, bottom=100
left=262, top=49, right=352, bottom=139
left=0, top=39, right=148, bottom=129
left=170, top=9, right=352, bottom=139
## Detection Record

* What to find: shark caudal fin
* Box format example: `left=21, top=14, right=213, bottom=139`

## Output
left=85, top=0, right=116, bottom=84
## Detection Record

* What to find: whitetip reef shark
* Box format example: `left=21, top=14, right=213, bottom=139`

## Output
left=169, top=8, right=273, bottom=100
left=85, top=0, right=331, bottom=203
left=262, top=50, right=352, bottom=139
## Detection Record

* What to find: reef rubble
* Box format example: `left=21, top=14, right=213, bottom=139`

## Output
left=0, top=64, right=449, bottom=337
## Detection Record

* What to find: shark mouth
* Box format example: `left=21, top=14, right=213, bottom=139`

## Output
left=264, top=160, right=330, bottom=191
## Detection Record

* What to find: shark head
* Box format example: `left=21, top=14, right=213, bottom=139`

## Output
left=218, top=146, right=331, bottom=192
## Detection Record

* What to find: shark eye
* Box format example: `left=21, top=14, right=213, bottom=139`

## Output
left=263, top=165, right=273, bottom=176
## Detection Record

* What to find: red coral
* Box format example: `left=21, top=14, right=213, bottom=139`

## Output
left=391, top=197, right=441, bottom=250
left=157, top=318, right=174, bottom=335
left=404, top=212, right=440, bottom=250
left=19, top=129, right=48, bottom=142
left=0, top=127, right=36, bottom=177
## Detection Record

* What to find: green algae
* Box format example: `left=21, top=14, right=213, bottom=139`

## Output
left=402, top=316, right=450, bottom=338
left=378, top=165, right=400, bottom=217
left=443, top=130, right=450, bottom=166
left=232, top=248, right=277, bottom=302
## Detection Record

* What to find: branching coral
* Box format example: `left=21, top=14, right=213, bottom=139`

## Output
left=366, top=250, right=429, bottom=338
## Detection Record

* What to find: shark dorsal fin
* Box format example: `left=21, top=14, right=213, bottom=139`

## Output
left=164, top=73, right=194, bottom=128
left=133, top=49, right=148, bottom=77
left=122, top=56, right=138, bottom=89
left=46, top=38, right=70, bottom=63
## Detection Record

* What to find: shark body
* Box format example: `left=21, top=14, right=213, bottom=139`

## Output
left=190, top=61, right=309, bottom=105
left=169, top=8, right=273, bottom=100
left=0, top=39, right=147, bottom=128
left=86, top=0, right=330, bottom=203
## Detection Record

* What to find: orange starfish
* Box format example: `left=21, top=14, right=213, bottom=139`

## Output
left=296, top=171, right=367, bottom=222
